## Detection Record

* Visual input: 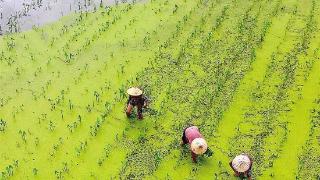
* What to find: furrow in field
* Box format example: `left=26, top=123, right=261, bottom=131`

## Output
left=297, top=95, right=320, bottom=179
left=260, top=1, right=320, bottom=175
left=209, top=2, right=293, bottom=175
left=258, top=0, right=320, bottom=178
left=212, top=0, right=319, bottom=178
left=267, top=57, right=320, bottom=179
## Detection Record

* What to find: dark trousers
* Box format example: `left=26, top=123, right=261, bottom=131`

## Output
left=126, top=103, right=143, bottom=119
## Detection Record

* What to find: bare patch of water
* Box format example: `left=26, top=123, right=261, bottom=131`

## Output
left=0, top=0, right=139, bottom=35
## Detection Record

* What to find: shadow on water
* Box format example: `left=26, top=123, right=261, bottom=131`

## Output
left=0, top=0, right=140, bottom=35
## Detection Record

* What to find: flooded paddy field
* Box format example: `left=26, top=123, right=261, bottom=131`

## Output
left=0, top=0, right=137, bottom=34
left=0, top=0, right=320, bottom=179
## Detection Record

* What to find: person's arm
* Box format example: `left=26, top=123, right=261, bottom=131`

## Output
left=142, top=95, right=149, bottom=107
left=245, top=169, right=252, bottom=180
left=246, top=157, right=253, bottom=178
left=127, top=96, right=131, bottom=105
left=249, top=156, right=253, bottom=170
left=181, top=135, right=188, bottom=146
left=191, top=152, right=197, bottom=163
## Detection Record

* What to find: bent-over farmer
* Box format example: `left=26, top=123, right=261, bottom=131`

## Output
left=181, top=125, right=210, bottom=163
left=229, top=153, right=253, bottom=180
left=126, top=87, right=148, bottom=120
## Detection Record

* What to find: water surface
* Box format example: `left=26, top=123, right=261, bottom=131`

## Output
left=0, top=0, right=136, bottom=35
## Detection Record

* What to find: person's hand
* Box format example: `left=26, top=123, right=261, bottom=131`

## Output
left=143, top=100, right=150, bottom=107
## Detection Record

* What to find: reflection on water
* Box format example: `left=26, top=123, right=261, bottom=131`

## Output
left=0, top=0, right=136, bottom=35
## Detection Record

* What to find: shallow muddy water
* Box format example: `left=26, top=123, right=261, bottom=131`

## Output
left=0, top=0, right=137, bottom=35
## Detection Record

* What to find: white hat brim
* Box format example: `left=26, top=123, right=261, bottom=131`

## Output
left=232, top=155, right=251, bottom=172
left=127, top=87, right=143, bottom=96
left=191, top=138, right=208, bottom=155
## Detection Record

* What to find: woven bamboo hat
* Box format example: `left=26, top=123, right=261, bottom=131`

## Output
left=127, top=87, right=143, bottom=96
left=191, top=138, right=208, bottom=155
left=231, top=154, right=251, bottom=172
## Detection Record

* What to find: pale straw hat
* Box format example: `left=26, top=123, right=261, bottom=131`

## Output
left=127, top=87, right=143, bottom=96
left=232, top=154, right=251, bottom=172
left=191, top=138, right=208, bottom=155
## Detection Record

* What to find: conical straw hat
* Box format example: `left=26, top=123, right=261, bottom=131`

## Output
left=127, top=87, right=143, bottom=96
left=191, top=138, right=208, bottom=155
left=232, top=154, right=251, bottom=172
